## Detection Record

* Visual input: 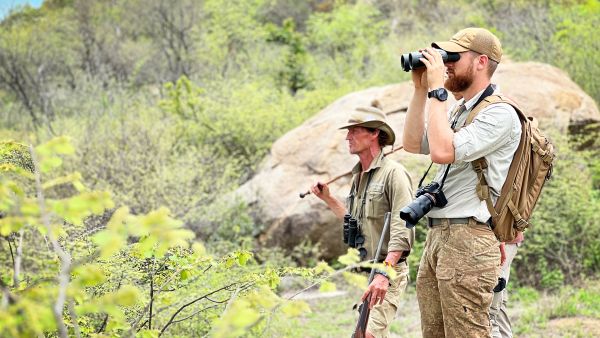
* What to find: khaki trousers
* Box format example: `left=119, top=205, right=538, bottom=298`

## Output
left=366, top=261, right=409, bottom=338
left=416, top=220, right=500, bottom=338
left=490, top=243, right=519, bottom=338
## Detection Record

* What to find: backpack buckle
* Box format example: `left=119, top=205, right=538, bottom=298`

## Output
left=472, top=159, right=488, bottom=173
left=515, top=218, right=530, bottom=231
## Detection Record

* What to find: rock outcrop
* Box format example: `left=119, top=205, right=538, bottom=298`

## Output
left=236, top=62, right=600, bottom=260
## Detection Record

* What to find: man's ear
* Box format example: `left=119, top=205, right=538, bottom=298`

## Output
left=372, top=129, right=380, bottom=139
left=476, top=54, right=488, bottom=71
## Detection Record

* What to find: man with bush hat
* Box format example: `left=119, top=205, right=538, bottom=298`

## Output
left=402, top=27, right=521, bottom=337
left=311, top=102, right=414, bottom=337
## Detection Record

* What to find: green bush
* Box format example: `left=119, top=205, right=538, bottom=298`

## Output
left=514, top=133, right=600, bottom=288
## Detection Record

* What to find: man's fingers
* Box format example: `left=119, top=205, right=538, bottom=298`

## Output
left=369, top=293, right=385, bottom=309
left=420, top=57, right=432, bottom=68
left=369, top=295, right=377, bottom=309
left=360, top=290, right=370, bottom=302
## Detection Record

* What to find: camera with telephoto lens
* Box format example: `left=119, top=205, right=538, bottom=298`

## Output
left=400, top=48, right=460, bottom=72
left=399, top=182, right=448, bottom=228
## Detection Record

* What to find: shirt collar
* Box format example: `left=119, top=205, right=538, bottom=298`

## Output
left=462, top=83, right=498, bottom=111
left=352, top=150, right=385, bottom=174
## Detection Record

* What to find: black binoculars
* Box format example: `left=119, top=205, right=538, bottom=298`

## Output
left=343, top=214, right=367, bottom=259
left=400, top=48, right=460, bottom=72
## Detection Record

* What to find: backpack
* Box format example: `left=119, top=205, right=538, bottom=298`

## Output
left=466, top=94, right=555, bottom=242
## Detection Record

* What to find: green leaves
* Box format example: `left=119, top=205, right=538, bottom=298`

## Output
left=72, top=264, right=106, bottom=287
left=131, top=207, right=196, bottom=258
left=338, top=248, right=361, bottom=266
left=318, top=281, right=337, bottom=293
left=49, top=191, right=114, bottom=226
left=211, top=285, right=310, bottom=338
left=34, top=136, right=74, bottom=173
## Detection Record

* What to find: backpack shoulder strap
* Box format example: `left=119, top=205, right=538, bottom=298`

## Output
left=467, top=94, right=524, bottom=221
left=466, top=94, right=525, bottom=125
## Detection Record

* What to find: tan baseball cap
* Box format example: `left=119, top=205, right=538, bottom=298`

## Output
left=339, top=106, right=396, bottom=146
left=432, top=27, right=502, bottom=63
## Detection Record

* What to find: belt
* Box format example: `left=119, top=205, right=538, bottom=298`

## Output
left=428, top=217, right=472, bottom=227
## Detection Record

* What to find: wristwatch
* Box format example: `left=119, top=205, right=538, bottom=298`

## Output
left=428, top=88, right=448, bottom=101
left=374, top=269, right=390, bottom=280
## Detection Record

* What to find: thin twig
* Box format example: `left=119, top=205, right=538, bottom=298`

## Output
left=68, top=298, right=82, bottom=338
left=158, top=282, right=239, bottom=336
left=149, top=257, right=156, bottom=330
left=129, top=259, right=188, bottom=334
left=170, top=305, right=217, bottom=324
left=205, top=296, right=229, bottom=304
left=13, top=229, right=24, bottom=287
left=260, top=261, right=371, bottom=336
left=30, top=144, right=71, bottom=338
left=6, top=236, right=15, bottom=274
left=286, top=262, right=364, bottom=301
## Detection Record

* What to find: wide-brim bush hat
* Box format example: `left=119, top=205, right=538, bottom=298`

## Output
left=339, top=106, right=395, bottom=146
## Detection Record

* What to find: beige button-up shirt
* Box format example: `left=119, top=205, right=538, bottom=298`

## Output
left=346, top=151, right=415, bottom=262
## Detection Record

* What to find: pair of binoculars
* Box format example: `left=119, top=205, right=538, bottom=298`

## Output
left=343, top=214, right=367, bottom=260
left=400, top=48, right=460, bottom=72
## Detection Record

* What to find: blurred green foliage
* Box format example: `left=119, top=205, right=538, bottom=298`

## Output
left=514, top=133, right=600, bottom=288
left=1, top=138, right=342, bottom=337
left=0, top=1, right=599, bottom=336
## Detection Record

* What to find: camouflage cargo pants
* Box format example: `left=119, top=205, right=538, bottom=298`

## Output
left=416, top=219, right=500, bottom=338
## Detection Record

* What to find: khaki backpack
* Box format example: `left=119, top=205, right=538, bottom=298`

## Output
left=466, top=94, right=555, bottom=242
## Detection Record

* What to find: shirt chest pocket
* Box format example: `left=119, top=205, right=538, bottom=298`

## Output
left=366, top=183, right=386, bottom=219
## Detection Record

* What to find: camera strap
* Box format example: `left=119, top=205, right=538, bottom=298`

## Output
left=357, top=170, right=374, bottom=224
left=419, top=84, right=496, bottom=190
left=347, top=168, right=374, bottom=224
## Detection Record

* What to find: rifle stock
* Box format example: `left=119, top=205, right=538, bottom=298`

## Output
left=351, top=212, right=391, bottom=337
left=352, top=297, right=371, bottom=338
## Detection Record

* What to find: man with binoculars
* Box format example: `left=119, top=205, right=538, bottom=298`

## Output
left=311, top=104, right=414, bottom=337
left=402, top=27, right=521, bottom=337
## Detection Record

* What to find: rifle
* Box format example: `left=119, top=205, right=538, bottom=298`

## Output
left=352, top=212, right=391, bottom=338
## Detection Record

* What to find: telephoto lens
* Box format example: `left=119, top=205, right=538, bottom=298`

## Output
left=399, top=182, right=448, bottom=227
left=343, top=214, right=351, bottom=244
left=348, top=218, right=358, bottom=247
left=400, top=193, right=437, bottom=227
left=400, top=48, right=460, bottom=72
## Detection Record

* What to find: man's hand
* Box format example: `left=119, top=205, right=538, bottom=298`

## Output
left=419, top=47, right=446, bottom=90
left=411, top=64, right=428, bottom=90
left=500, top=242, right=506, bottom=266
left=361, top=274, right=389, bottom=309
left=310, top=181, right=330, bottom=201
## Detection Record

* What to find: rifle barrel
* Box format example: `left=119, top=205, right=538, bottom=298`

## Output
left=351, top=212, right=391, bottom=337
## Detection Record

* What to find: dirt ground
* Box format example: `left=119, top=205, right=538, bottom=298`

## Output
left=279, top=284, right=600, bottom=337
left=524, top=317, right=600, bottom=338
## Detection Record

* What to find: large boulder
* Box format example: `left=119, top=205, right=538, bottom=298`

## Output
left=236, top=62, right=599, bottom=260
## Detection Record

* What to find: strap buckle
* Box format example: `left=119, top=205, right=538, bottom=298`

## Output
left=472, top=158, right=488, bottom=173
left=515, top=218, right=530, bottom=231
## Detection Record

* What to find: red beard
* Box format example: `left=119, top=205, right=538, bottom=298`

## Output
left=445, top=62, right=474, bottom=93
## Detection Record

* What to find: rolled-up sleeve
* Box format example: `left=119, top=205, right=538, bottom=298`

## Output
left=453, top=103, right=518, bottom=162
left=387, top=168, right=415, bottom=252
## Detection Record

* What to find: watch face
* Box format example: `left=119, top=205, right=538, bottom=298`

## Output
left=429, top=88, right=448, bottom=101
left=437, top=88, right=448, bottom=100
